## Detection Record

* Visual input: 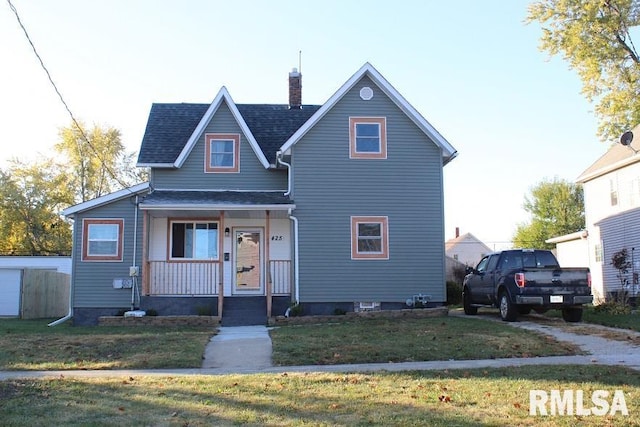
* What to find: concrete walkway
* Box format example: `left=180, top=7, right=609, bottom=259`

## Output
left=201, top=325, right=272, bottom=370
left=1, top=315, right=640, bottom=380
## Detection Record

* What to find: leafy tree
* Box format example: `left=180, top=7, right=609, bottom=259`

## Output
left=0, top=159, right=73, bottom=255
left=527, top=0, right=640, bottom=141
left=0, top=122, right=146, bottom=255
left=55, top=121, right=147, bottom=203
left=513, top=178, right=585, bottom=249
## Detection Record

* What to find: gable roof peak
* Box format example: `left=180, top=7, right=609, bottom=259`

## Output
left=279, top=62, right=457, bottom=164
left=172, top=86, right=270, bottom=169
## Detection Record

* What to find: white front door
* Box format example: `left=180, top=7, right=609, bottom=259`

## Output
left=233, top=229, right=263, bottom=294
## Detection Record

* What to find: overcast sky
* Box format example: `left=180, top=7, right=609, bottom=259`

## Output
left=1, top=1, right=610, bottom=248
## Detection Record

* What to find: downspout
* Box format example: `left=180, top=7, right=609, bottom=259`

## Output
left=131, top=195, right=140, bottom=311
left=277, top=151, right=292, bottom=196
left=49, top=219, right=75, bottom=327
left=277, top=152, right=299, bottom=303
left=288, top=209, right=300, bottom=303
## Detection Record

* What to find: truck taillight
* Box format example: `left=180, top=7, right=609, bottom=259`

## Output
left=587, top=272, right=591, bottom=288
left=515, top=272, right=526, bottom=287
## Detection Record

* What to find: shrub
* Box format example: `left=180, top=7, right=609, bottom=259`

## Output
left=446, top=281, right=462, bottom=305
left=145, top=308, right=158, bottom=316
left=333, top=308, right=347, bottom=315
left=288, top=303, right=303, bottom=317
left=595, top=291, right=631, bottom=315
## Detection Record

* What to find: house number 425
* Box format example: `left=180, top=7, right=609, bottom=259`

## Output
left=271, top=235, right=283, bottom=241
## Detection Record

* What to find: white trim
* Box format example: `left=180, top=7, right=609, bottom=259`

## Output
left=279, top=62, right=457, bottom=165
left=62, top=182, right=150, bottom=217
left=136, top=162, right=175, bottom=168
left=545, top=230, right=588, bottom=244
left=139, top=203, right=295, bottom=211
left=173, top=87, right=270, bottom=169
left=577, top=154, right=640, bottom=183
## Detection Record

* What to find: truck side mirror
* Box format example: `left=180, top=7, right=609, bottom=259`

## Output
left=465, top=266, right=475, bottom=275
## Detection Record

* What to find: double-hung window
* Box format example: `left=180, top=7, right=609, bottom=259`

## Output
left=170, top=221, right=219, bottom=260
left=349, top=117, right=387, bottom=159
left=82, top=219, right=124, bottom=262
left=205, top=134, right=239, bottom=173
left=351, top=216, right=389, bottom=259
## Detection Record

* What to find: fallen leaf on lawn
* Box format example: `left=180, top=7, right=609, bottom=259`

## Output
left=513, top=402, right=521, bottom=409
left=438, top=395, right=451, bottom=403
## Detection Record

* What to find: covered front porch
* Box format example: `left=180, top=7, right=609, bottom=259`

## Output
left=138, top=190, right=295, bottom=322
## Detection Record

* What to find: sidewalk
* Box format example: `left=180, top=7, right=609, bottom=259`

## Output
left=1, top=315, right=639, bottom=380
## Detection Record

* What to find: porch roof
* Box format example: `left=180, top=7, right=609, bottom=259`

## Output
left=139, top=190, right=295, bottom=211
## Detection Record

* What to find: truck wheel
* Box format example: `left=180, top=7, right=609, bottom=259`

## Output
left=562, top=307, right=583, bottom=323
left=463, top=290, right=478, bottom=315
left=499, top=291, right=518, bottom=322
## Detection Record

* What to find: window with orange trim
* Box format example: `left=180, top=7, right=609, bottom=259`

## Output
left=349, top=117, right=387, bottom=159
left=351, top=216, right=389, bottom=259
left=205, top=133, right=240, bottom=173
left=82, top=219, right=124, bottom=262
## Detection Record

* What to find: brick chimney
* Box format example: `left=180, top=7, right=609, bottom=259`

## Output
left=455, top=227, right=460, bottom=238
left=289, top=68, right=301, bottom=109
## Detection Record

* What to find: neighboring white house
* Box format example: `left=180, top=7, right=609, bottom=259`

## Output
left=545, top=230, right=589, bottom=268
left=445, top=229, right=492, bottom=268
left=566, top=124, right=640, bottom=302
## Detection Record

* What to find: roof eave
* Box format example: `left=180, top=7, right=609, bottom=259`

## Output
left=62, top=182, right=150, bottom=218
left=577, top=154, right=640, bottom=183
left=136, top=162, right=176, bottom=168
left=139, top=203, right=296, bottom=211
left=545, top=230, right=588, bottom=244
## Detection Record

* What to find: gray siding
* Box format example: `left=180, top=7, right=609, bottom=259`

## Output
left=292, top=76, right=446, bottom=303
left=152, top=101, right=287, bottom=191
left=596, top=207, right=640, bottom=294
left=72, top=195, right=145, bottom=308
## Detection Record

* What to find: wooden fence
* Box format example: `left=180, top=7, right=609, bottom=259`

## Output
left=21, top=269, right=70, bottom=319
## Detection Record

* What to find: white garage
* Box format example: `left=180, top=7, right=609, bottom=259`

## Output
left=0, top=269, right=22, bottom=316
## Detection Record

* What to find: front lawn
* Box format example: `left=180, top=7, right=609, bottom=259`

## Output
left=1, top=365, right=637, bottom=426
left=270, top=316, right=581, bottom=366
left=582, top=306, right=640, bottom=331
left=0, top=319, right=213, bottom=370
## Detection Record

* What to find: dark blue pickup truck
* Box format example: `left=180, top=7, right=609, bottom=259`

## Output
left=462, top=249, right=592, bottom=322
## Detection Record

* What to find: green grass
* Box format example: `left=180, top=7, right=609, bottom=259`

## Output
left=1, top=365, right=638, bottom=426
left=538, top=305, right=640, bottom=332
left=270, top=316, right=582, bottom=366
left=582, top=307, right=640, bottom=331
left=0, top=319, right=213, bottom=370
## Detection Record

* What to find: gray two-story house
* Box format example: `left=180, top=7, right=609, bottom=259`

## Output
left=62, top=63, right=458, bottom=325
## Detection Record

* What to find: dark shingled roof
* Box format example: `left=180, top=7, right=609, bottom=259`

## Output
left=140, top=190, right=293, bottom=207
left=137, top=103, right=321, bottom=165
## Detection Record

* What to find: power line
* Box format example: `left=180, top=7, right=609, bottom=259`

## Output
left=6, top=0, right=135, bottom=196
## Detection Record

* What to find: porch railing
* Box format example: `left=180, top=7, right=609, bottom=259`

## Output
left=148, top=261, right=220, bottom=296
left=269, top=259, right=291, bottom=295
left=147, top=260, right=290, bottom=296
